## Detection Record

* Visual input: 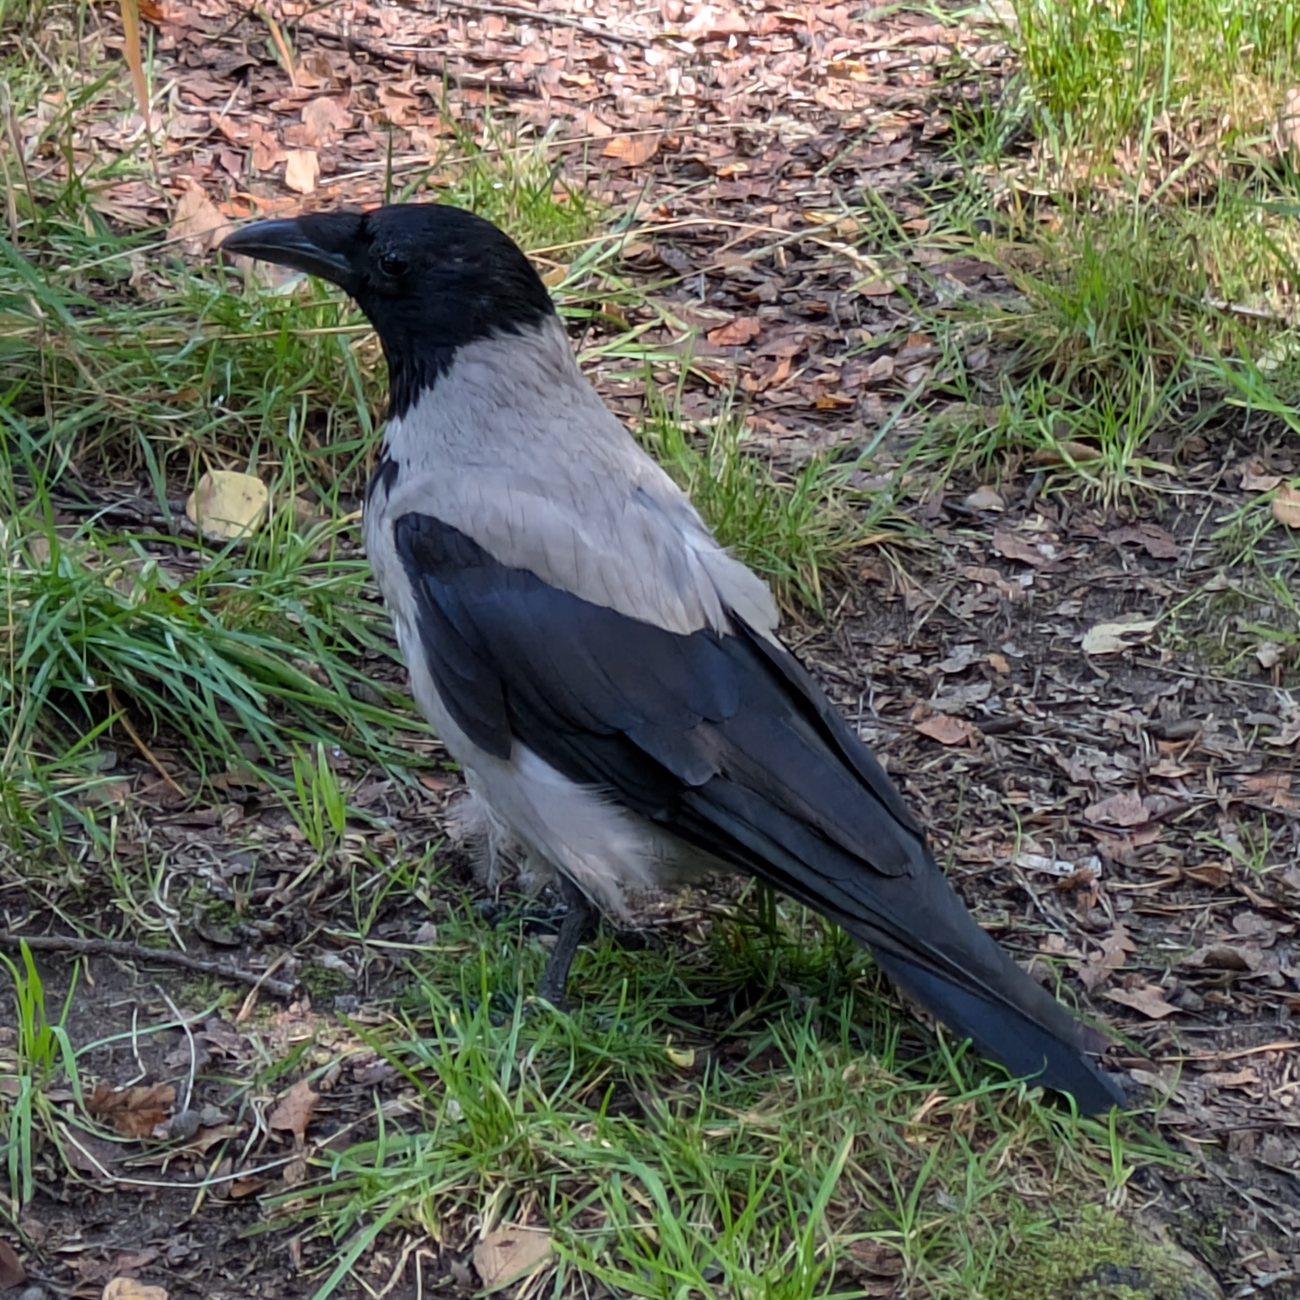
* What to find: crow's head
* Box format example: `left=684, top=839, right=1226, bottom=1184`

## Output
left=221, top=204, right=556, bottom=413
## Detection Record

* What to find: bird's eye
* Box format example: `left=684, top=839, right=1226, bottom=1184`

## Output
left=377, top=252, right=408, bottom=277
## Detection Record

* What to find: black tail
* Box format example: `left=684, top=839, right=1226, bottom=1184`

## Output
left=678, top=622, right=1126, bottom=1114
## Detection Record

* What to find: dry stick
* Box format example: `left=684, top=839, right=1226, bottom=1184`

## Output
left=105, top=686, right=189, bottom=799
left=0, top=933, right=299, bottom=999
left=293, top=19, right=537, bottom=95
left=427, top=0, right=654, bottom=48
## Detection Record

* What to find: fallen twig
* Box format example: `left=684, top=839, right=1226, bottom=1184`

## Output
left=0, top=933, right=299, bottom=999
left=294, top=20, right=540, bottom=94
left=106, top=687, right=190, bottom=800
left=428, top=0, right=654, bottom=48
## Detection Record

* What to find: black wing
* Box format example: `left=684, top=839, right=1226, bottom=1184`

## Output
left=394, top=512, right=1123, bottom=1111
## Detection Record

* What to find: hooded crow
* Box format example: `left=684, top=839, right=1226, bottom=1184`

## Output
left=221, top=204, right=1124, bottom=1113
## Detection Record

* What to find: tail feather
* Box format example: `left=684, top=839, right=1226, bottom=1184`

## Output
left=685, top=747, right=1125, bottom=1114
left=871, top=949, right=1126, bottom=1112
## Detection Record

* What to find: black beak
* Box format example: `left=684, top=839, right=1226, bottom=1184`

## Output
left=220, top=214, right=365, bottom=294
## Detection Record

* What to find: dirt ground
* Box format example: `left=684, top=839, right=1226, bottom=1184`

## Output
left=3, top=0, right=1299, bottom=1296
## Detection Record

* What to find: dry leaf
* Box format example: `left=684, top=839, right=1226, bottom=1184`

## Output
left=268, top=1079, right=319, bottom=1143
left=0, top=1238, right=25, bottom=1289
left=473, top=1227, right=553, bottom=1289
left=1273, top=485, right=1300, bottom=529
left=376, top=83, right=420, bottom=124
left=1081, top=617, right=1158, bottom=655
left=170, top=178, right=231, bottom=255
left=706, top=316, right=762, bottom=346
left=87, top=1083, right=175, bottom=1138
left=1238, top=458, right=1282, bottom=492
left=300, top=96, right=352, bottom=146
left=1029, top=440, right=1103, bottom=466
left=991, top=528, right=1056, bottom=568
left=1084, top=791, right=1150, bottom=828
left=1185, top=943, right=1264, bottom=972
left=1078, top=925, right=1135, bottom=992
left=741, top=354, right=792, bottom=393
left=1104, top=982, right=1179, bottom=1019
left=602, top=132, right=661, bottom=167
left=1183, top=860, right=1233, bottom=888
left=186, top=471, right=269, bottom=542
left=174, top=1122, right=245, bottom=1156
left=964, top=486, right=1004, bottom=511
left=62, top=1126, right=122, bottom=1177
left=914, top=714, right=979, bottom=747
left=284, top=148, right=320, bottom=195
left=682, top=4, right=748, bottom=37
left=249, top=123, right=287, bottom=172
left=1263, top=707, right=1300, bottom=748
left=1256, top=641, right=1283, bottom=669
left=848, top=1239, right=905, bottom=1277
left=1106, top=523, right=1180, bottom=560
left=104, top=1281, right=169, bottom=1300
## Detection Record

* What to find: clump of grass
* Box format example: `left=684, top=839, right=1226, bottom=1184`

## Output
left=0, top=941, right=80, bottom=1207
left=916, top=174, right=1300, bottom=490
left=403, top=109, right=599, bottom=255
left=1009, top=0, right=1300, bottom=169
left=635, top=384, right=910, bottom=611
left=268, top=887, right=1174, bottom=1300
left=0, top=491, right=416, bottom=829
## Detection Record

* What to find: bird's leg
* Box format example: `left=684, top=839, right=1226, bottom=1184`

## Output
left=536, top=875, right=595, bottom=1007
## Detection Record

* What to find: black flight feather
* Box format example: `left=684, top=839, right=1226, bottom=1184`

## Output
left=393, top=512, right=1125, bottom=1113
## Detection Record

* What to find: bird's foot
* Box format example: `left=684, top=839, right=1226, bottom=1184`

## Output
left=535, top=876, right=596, bottom=1009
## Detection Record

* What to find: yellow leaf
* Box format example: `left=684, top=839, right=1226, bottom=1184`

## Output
left=666, top=1045, right=695, bottom=1068
left=1273, top=484, right=1300, bottom=528
left=914, top=714, right=979, bottom=747
left=186, top=471, right=269, bottom=542
left=104, top=1280, right=169, bottom=1300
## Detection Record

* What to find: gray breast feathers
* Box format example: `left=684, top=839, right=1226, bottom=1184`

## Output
left=362, top=321, right=779, bottom=640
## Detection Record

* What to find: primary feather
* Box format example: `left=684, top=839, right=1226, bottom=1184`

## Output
left=221, top=202, right=1126, bottom=1113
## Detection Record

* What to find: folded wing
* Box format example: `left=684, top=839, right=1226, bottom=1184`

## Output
left=394, top=511, right=1124, bottom=1112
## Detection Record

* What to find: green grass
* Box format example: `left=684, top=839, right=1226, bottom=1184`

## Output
left=1009, top=0, right=1300, bottom=171
left=897, top=0, right=1300, bottom=500
left=636, top=384, right=914, bottom=611
left=266, top=880, right=1174, bottom=1300
left=0, top=941, right=80, bottom=1209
